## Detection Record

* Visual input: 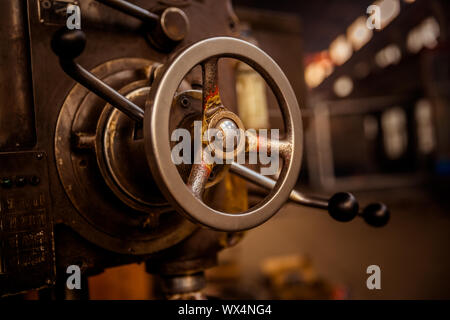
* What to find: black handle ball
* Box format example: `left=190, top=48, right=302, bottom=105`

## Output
left=362, top=203, right=390, bottom=227
left=328, top=192, right=359, bottom=222
left=51, top=28, right=86, bottom=60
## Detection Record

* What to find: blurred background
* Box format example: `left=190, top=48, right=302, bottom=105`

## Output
left=71, top=0, right=450, bottom=299
left=210, top=0, right=450, bottom=300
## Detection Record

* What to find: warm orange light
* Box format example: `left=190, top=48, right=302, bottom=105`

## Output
left=407, top=17, right=440, bottom=53
left=329, top=35, right=353, bottom=66
left=373, top=0, right=400, bottom=29
left=333, top=76, right=353, bottom=97
left=304, top=51, right=334, bottom=88
left=347, top=16, right=373, bottom=50
left=375, top=44, right=402, bottom=68
left=305, top=62, right=326, bottom=88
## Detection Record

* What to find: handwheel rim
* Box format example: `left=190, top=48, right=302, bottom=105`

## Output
left=144, top=37, right=303, bottom=231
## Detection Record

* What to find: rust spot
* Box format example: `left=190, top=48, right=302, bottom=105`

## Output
left=203, top=85, right=221, bottom=111
left=201, top=160, right=213, bottom=174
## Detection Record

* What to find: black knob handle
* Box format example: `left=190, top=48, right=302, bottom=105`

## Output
left=229, top=162, right=390, bottom=227
left=328, top=192, right=359, bottom=222
left=361, top=203, right=390, bottom=227
left=51, top=28, right=86, bottom=60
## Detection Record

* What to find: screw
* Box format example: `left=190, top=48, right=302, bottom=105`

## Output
left=180, top=96, right=191, bottom=108
left=30, top=176, right=41, bottom=186
left=1, top=177, right=13, bottom=188
left=36, top=153, right=44, bottom=160
left=41, top=0, right=52, bottom=10
left=229, top=20, right=236, bottom=30
left=15, top=176, right=26, bottom=187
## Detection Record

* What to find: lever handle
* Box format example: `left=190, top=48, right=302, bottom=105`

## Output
left=96, top=0, right=189, bottom=51
left=361, top=202, right=390, bottom=227
left=230, top=162, right=390, bottom=227
left=96, top=0, right=160, bottom=25
left=51, top=28, right=145, bottom=122
left=328, top=193, right=390, bottom=227
left=328, top=192, right=359, bottom=222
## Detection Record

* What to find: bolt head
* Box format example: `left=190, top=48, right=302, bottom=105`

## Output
left=160, top=7, right=189, bottom=42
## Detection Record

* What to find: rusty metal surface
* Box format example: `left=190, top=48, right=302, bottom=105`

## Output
left=185, top=58, right=227, bottom=198
left=169, top=90, right=232, bottom=189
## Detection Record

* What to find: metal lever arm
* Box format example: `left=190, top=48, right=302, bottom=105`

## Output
left=230, top=162, right=390, bottom=227
left=95, top=0, right=190, bottom=50
left=96, top=0, right=160, bottom=25
left=51, top=29, right=144, bottom=122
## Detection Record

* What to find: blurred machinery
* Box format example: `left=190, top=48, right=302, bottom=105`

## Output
left=303, top=0, right=450, bottom=192
left=0, top=0, right=390, bottom=299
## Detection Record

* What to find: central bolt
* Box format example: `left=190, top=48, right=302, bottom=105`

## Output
left=206, top=111, right=246, bottom=161
left=216, top=118, right=241, bottom=152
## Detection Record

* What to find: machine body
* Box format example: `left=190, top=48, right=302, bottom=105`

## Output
left=0, top=0, right=388, bottom=299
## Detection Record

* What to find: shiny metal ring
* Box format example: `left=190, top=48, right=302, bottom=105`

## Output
left=144, top=37, right=303, bottom=231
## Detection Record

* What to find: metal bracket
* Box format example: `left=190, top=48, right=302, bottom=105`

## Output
left=38, top=0, right=79, bottom=25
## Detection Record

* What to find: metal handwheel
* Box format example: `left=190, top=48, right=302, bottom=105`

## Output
left=144, top=37, right=303, bottom=231
left=51, top=30, right=390, bottom=235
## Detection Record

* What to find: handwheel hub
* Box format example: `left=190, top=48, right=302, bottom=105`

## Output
left=206, top=110, right=246, bottom=162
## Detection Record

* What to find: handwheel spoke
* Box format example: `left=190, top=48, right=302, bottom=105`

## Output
left=185, top=58, right=224, bottom=200
left=187, top=161, right=214, bottom=199
left=246, top=131, right=292, bottom=160
left=184, top=58, right=223, bottom=200
left=187, top=148, right=214, bottom=200
left=201, top=58, right=224, bottom=119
